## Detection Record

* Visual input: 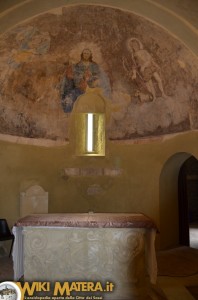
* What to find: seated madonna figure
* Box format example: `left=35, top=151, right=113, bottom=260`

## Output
left=61, top=48, right=111, bottom=113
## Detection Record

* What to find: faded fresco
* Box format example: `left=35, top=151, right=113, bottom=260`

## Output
left=61, top=48, right=111, bottom=112
left=0, top=5, right=197, bottom=140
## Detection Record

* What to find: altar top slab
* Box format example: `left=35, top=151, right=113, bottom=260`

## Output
left=15, top=213, right=157, bottom=230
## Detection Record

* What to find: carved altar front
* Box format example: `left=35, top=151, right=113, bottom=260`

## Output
left=13, top=213, right=157, bottom=300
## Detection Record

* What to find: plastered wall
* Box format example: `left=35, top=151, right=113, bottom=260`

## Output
left=0, top=132, right=198, bottom=249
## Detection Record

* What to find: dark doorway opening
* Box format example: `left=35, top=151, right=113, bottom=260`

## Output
left=178, top=156, right=198, bottom=248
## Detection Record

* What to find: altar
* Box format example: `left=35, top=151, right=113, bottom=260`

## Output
left=12, top=213, right=157, bottom=300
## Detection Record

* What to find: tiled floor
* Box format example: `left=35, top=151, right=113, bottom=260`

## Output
left=157, top=218, right=198, bottom=299
left=157, top=275, right=198, bottom=300
left=160, top=223, right=198, bottom=300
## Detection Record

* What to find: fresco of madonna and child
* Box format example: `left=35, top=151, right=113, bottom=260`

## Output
left=60, top=48, right=111, bottom=113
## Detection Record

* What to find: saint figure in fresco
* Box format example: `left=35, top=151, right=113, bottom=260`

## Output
left=61, top=48, right=111, bottom=113
left=123, top=38, right=166, bottom=101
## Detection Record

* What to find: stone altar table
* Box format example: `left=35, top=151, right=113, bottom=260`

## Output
left=13, top=213, right=157, bottom=300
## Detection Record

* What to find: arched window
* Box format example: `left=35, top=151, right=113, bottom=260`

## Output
left=75, top=112, right=105, bottom=156
left=70, top=91, right=107, bottom=156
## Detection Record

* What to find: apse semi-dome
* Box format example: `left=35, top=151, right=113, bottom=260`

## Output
left=0, top=4, right=197, bottom=141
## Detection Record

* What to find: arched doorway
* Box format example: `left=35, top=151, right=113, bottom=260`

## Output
left=178, top=156, right=198, bottom=248
left=159, top=152, right=191, bottom=249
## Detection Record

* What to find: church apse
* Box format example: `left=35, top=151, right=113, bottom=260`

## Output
left=0, top=5, right=197, bottom=141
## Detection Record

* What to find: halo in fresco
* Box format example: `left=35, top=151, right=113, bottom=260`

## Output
left=0, top=5, right=197, bottom=140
